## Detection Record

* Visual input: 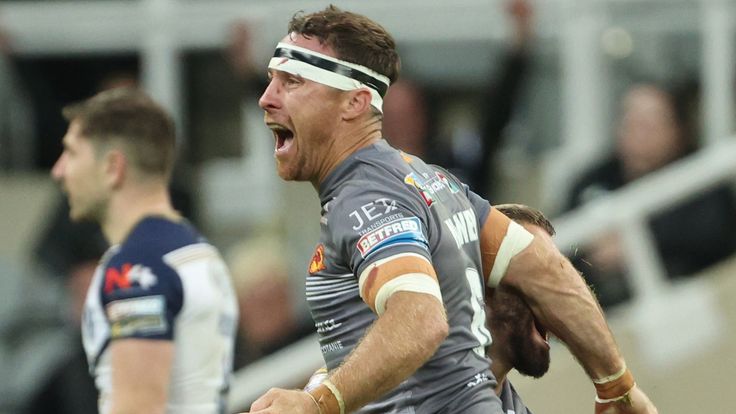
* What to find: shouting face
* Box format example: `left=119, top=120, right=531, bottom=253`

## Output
left=259, top=34, right=347, bottom=183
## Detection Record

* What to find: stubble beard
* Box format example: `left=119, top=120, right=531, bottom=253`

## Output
left=509, top=331, right=551, bottom=379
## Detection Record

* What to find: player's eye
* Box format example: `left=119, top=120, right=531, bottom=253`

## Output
left=285, top=75, right=303, bottom=87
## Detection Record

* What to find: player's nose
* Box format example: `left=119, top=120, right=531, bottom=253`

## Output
left=259, top=78, right=283, bottom=112
left=51, top=153, right=66, bottom=182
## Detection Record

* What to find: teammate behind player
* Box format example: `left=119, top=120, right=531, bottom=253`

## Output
left=247, top=5, right=657, bottom=414
left=486, top=204, right=556, bottom=414
left=51, top=88, right=238, bottom=414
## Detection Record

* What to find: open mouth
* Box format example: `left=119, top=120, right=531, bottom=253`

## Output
left=268, top=123, right=295, bottom=153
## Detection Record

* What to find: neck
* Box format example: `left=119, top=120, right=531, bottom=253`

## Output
left=101, top=181, right=179, bottom=245
left=311, top=117, right=382, bottom=190
left=489, top=349, right=513, bottom=395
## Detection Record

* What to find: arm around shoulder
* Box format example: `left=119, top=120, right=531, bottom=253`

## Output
left=500, top=233, right=657, bottom=413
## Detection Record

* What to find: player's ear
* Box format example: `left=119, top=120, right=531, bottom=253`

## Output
left=342, top=88, right=373, bottom=121
left=103, top=149, right=127, bottom=189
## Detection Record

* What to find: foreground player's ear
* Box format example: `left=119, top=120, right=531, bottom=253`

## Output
left=342, top=88, right=373, bottom=121
left=104, top=149, right=127, bottom=189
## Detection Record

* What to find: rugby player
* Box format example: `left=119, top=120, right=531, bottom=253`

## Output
left=245, top=6, right=657, bottom=414
left=487, top=204, right=553, bottom=414
left=51, top=88, right=238, bottom=414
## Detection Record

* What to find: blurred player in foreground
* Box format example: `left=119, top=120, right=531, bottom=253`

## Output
left=51, top=88, right=238, bottom=413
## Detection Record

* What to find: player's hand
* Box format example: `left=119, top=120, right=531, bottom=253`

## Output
left=594, top=384, right=658, bottom=414
left=242, top=388, right=320, bottom=414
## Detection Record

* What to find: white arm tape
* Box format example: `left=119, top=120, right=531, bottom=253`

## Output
left=373, top=273, right=443, bottom=316
left=488, top=220, right=534, bottom=287
left=358, top=252, right=431, bottom=298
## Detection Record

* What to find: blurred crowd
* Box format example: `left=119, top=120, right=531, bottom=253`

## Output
left=1, top=0, right=735, bottom=413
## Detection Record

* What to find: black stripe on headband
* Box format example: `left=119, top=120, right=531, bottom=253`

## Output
left=274, top=47, right=388, bottom=97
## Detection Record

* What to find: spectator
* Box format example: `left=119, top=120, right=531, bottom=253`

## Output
left=0, top=28, right=40, bottom=171
left=382, top=0, right=534, bottom=198
left=226, top=235, right=314, bottom=370
left=566, top=81, right=736, bottom=308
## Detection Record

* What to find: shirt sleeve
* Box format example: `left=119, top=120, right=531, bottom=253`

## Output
left=327, top=182, right=433, bottom=278
left=100, top=251, right=184, bottom=341
left=435, top=165, right=491, bottom=230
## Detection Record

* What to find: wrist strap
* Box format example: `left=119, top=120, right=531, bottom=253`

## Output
left=304, top=367, right=329, bottom=392
left=308, top=380, right=345, bottom=414
left=592, top=363, right=627, bottom=384
left=305, top=391, right=324, bottom=414
left=593, top=366, right=635, bottom=403
left=595, top=383, right=635, bottom=404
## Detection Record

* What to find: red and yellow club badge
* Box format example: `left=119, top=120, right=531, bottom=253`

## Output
left=309, top=244, right=327, bottom=274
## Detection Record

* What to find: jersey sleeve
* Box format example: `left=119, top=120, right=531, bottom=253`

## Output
left=100, top=250, right=184, bottom=341
left=433, top=165, right=491, bottom=230
left=479, top=207, right=534, bottom=287
left=464, top=185, right=492, bottom=228
left=432, top=166, right=534, bottom=288
left=327, top=182, right=440, bottom=314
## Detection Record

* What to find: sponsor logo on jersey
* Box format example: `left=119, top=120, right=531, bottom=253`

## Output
left=320, top=340, right=344, bottom=354
left=356, top=217, right=424, bottom=258
left=403, top=172, right=434, bottom=206
left=348, top=197, right=398, bottom=230
left=435, top=171, right=460, bottom=194
left=309, top=244, right=327, bottom=274
left=104, top=263, right=158, bottom=294
left=404, top=172, right=455, bottom=206
left=444, top=208, right=479, bottom=249
left=465, top=372, right=490, bottom=388
left=315, top=318, right=342, bottom=334
left=106, top=295, right=167, bottom=338
left=357, top=213, right=404, bottom=236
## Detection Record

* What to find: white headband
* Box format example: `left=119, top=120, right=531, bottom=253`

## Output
left=268, top=42, right=391, bottom=113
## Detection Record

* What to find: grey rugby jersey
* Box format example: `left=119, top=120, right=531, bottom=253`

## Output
left=308, top=140, right=501, bottom=413
left=499, top=380, right=534, bottom=414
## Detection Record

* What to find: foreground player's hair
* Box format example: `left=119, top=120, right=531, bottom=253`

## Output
left=63, top=88, right=176, bottom=179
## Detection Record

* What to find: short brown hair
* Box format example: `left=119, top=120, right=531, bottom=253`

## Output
left=287, top=5, right=401, bottom=84
left=63, top=88, right=176, bottom=179
left=494, top=203, right=556, bottom=236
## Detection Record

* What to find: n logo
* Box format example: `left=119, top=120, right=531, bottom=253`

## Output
left=104, top=264, right=132, bottom=294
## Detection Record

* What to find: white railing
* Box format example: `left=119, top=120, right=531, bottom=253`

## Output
left=227, top=333, right=322, bottom=411
left=553, top=137, right=736, bottom=297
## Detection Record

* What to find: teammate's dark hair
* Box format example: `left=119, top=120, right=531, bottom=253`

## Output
left=494, top=203, right=555, bottom=236
left=287, top=5, right=401, bottom=84
left=63, top=88, right=176, bottom=179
